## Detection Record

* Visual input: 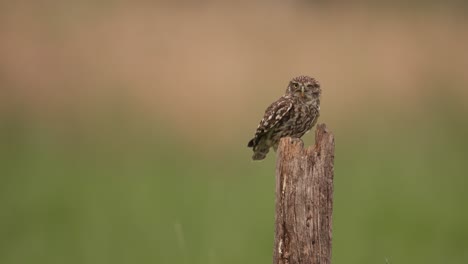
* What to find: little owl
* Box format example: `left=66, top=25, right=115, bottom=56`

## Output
left=247, top=75, right=321, bottom=160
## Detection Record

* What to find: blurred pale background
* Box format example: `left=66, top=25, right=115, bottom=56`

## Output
left=1, top=1, right=468, bottom=264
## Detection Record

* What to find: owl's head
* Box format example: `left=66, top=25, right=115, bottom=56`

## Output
left=286, top=75, right=321, bottom=100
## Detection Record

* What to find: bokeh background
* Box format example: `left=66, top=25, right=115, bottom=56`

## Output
left=1, top=1, right=468, bottom=263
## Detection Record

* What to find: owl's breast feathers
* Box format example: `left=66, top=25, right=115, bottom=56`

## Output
left=247, top=97, right=293, bottom=148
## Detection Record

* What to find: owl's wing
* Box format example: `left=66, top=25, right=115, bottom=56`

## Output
left=248, top=97, right=293, bottom=147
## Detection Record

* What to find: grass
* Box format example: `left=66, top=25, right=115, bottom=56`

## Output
left=1, top=96, right=468, bottom=264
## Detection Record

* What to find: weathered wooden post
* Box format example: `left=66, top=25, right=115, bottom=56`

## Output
left=273, top=124, right=335, bottom=264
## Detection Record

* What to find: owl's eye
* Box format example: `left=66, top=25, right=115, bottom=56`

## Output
left=307, top=84, right=314, bottom=89
left=292, top=83, right=299, bottom=89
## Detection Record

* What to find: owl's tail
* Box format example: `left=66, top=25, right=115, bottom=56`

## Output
left=252, top=151, right=268, bottom=160
left=247, top=137, right=269, bottom=160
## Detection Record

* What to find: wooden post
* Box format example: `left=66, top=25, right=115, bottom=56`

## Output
left=273, top=124, right=335, bottom=264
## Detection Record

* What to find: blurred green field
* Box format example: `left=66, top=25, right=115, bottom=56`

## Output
left=1, top=94, right=468, bottom=264
left=2, top=1, right=468, bottom=264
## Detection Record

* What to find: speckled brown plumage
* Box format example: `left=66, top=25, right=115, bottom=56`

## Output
left=247, top=76, right=321, bottom=160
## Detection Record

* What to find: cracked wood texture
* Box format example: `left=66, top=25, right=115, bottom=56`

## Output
left=273, top=124, right=335, bottom=264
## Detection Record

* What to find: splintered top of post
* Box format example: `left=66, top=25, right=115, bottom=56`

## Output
left=277, top=123, right=334, bottom=158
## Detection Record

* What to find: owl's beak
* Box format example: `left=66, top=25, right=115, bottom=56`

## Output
left=300, top=86, right=305, bottom=97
